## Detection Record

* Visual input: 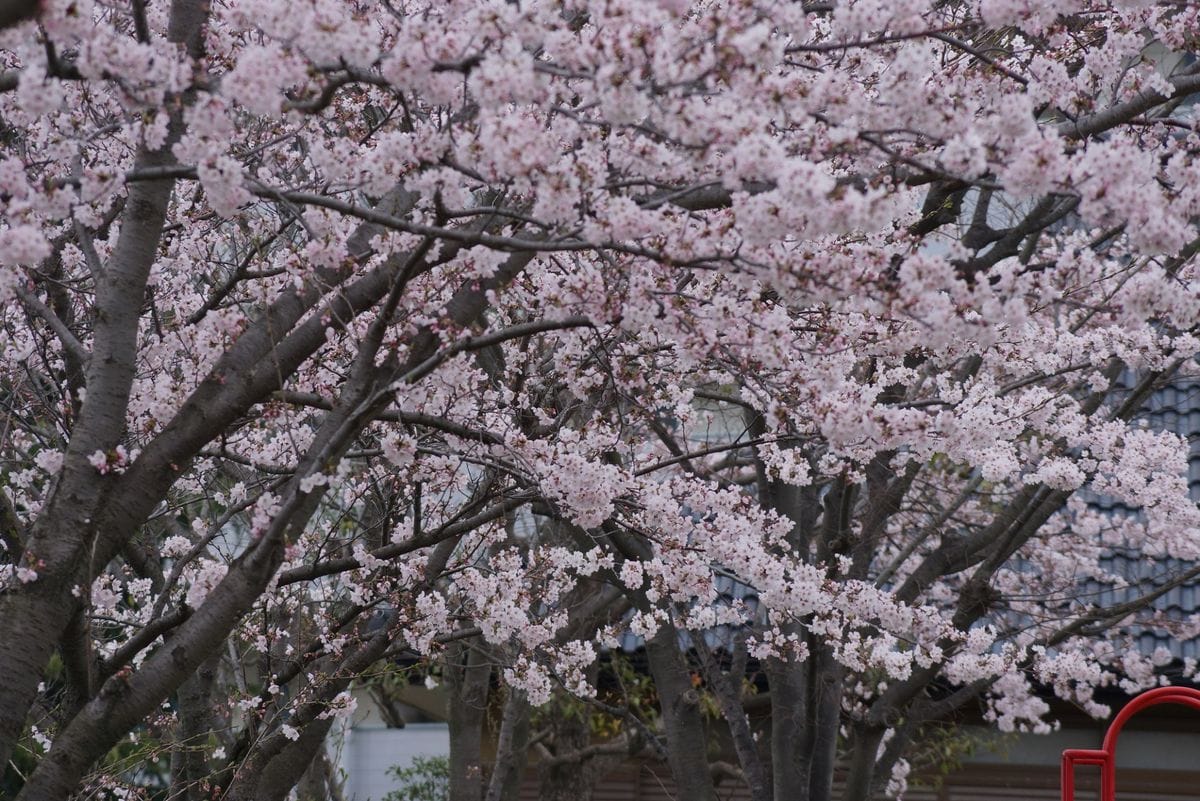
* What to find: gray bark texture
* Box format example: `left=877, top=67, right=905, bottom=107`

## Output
left=0, top=0, right=206, bottom=772
left=643, top=624, right=717, bottom=801
left=484, top=687, right=531, bottom=801
left=447, top=641, right=492, bottom=801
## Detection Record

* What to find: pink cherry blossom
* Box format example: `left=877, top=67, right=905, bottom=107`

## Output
left=3, top=3, right=1200, bottom=801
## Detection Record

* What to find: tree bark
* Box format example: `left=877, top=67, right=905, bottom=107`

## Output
left=241, top=717, right=338, bottom=801
left=447, top=641, right=492, bottom=801
left=767, top=649, right=809, bottom=801
left=696, top=640, right=770, bottom=801
left=843, top=722, right=887, bottom=801
left=294, top=747, right=342, bottom=801
left=14, top=536, right=286, bottom=800
left=806, top=642, right=845, bottom=801
left=484, top=687, right=531, bottom=801
left=169, top=651, right=221, bottom=801
left=221, top=614, right=395, bottom=801
left=0, top=0, right=209, bottom=770
left=536, top=694, right=594, bottom=801
left=643, top=624, right=717, bottom=801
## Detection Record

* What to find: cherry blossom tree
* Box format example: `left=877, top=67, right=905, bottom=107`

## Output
left=5, top=1, right=1200, bottom=800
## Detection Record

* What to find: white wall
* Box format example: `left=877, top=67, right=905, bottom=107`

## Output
left=341, top=724, right=450, bottom=801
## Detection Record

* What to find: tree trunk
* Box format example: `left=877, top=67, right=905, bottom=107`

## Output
left=13, top=537, right=286, bottom=801
left=447, top=641, right=492, bottom=801
left=537, top=692, right=593, bottom=801
left=644, top=624, right=717, bottom=801
left=807, top=643, right=846, bottom=801
left=696, top=641, right=770, bottom=801
left=484, top=687, right=531, bottom=801
left=843, top=723, right=887, bottom=801
left=0, top=567, right=82, bottom=772
left=246, top=717, right=338, bottom=801
left=294, top=748, right=342, bottom=801
left=169, top=651, right=221, bottom=801
left=767, top=648, right=809, bottom=801
left=0, top=0, right=208, bottom=770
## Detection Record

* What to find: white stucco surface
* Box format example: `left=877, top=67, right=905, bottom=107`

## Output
left=341, top=724, right=450, bottom=801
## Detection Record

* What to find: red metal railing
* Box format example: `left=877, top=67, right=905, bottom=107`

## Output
left=1061, top=686, right=1200, bottom=801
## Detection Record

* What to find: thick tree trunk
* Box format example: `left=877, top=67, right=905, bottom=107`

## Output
left=447, top=641, right=492, bottom=801
left=13, top=539, right=285, bottom=801
left=484, top=687, right=531, bottom=801
left=696, top=641, right=770, bottom=801
left=0, top=171, right=177, bottom=766
left=806, top=643, right=846, bottom=801
left=243, top=717, right=338, bottom=801
left=0, top=0, right=208, bottom=770
left=767, top=649, right=809, bottom=801
left=14, top=368, right=379, bottom=798
left=644, top=625, right=717, bottom=801
left=537, top=692, right=593, bottom=801
left=169, top=651, right=221, bottom=801
left=294, top=748, right=342, bottom=801
left=843, top=723, right=887, bottom=801
left=0, top=573, right=80, bottom=772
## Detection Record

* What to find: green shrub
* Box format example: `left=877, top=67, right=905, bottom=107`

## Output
left=383, top=754, right=450, bottom=801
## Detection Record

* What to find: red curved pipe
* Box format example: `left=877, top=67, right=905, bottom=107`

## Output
left=1061, top=686, right=1200, bottom=801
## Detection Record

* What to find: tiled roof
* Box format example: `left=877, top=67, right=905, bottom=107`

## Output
left=1144, top=380, right=1200, bottom=498
left=618, top=377, right=1200, bottom=660
left=1082, top=378, right=1200, bottom=660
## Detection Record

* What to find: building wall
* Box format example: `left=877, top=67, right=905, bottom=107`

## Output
left=340, top=724, right=450, bottom=801
left=337, top=719, right=1200, bottom=800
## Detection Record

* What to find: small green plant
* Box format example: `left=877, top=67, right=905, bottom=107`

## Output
left=383, top=755, right=450, bottom=801
left=907, top=723, right=1012, bottom=789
